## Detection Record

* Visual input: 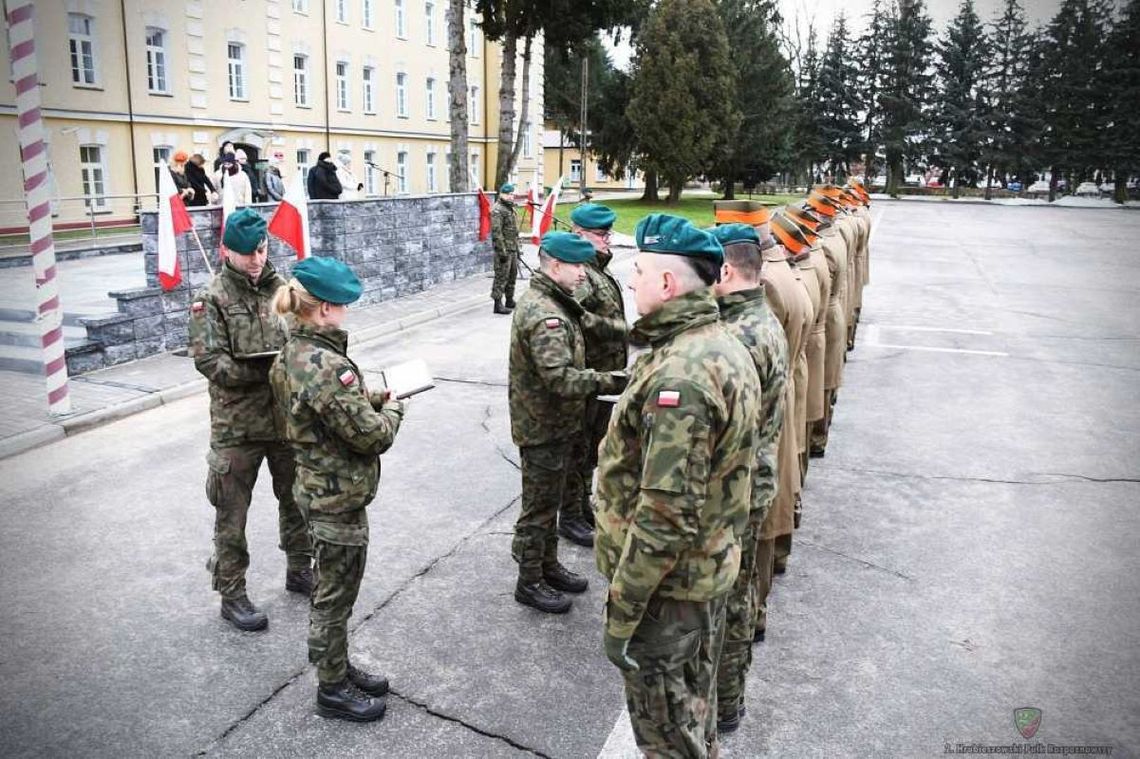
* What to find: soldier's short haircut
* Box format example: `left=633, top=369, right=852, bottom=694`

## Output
left=722, top=241, right=763, bottom=280
left=538, top=250, right=554, bottom=270
left=682, top=255, right=722, bottom=287
left=657, top=254, right=718, bottom=290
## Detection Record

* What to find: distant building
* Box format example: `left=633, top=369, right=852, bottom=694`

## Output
left=542, top=124, right=642, bottom=194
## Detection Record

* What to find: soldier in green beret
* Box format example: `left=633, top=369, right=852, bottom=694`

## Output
left=594, top=214, right=761, bottom=758
left=508, top=231, right=628, bottom=614
left=188, top=207, right=312, bottom=632
left=269, top=256, right=404, bottom=722
left=708, top=223, right=789, bottom=734
left=491, top=183, right=520, bottom=315
left=560, top=203, right=629, bottom=549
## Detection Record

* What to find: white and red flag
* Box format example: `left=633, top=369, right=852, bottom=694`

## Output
left=531, top=175, right=565, bottom=244
left=476, top=186, right=493, bottom=242
left=157, top=161, right=193, bottom=291
left=268, top=169, right=311, bottom=259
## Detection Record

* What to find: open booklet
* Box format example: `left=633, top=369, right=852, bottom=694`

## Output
left=380, top=358, right=435, bottom=400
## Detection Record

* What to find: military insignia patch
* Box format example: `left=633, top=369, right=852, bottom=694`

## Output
left=657, top=390, right=680, bottom=407
left=1014, top=707, right=1042, bottom=739
left=338, top=369, right=357, bottom=387
left=191, top=301, right=205, bottom=315
left=545, top=318, right=561, bottom=329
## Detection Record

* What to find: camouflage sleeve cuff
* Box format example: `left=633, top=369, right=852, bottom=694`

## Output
left=604, top=596, right=641, bottom=640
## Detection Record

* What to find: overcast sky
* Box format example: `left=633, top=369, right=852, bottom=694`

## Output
left=602, top=0, right=1064, bottom=70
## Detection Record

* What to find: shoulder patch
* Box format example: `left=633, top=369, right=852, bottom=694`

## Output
left=544, top=318, right=562, bottom=329
left=337, top=368, right=357, bottom=387
left=656, top=390, right=680, bottom=408
left=191, top=301, right=206, bottom=315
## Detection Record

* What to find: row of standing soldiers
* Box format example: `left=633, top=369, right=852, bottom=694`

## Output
left=502, top=181, right=872, bottom=757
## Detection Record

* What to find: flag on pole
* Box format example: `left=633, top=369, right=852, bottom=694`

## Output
left=520, top=177, right=540, bottom=227
left=157, top=161, right=193, bottom=291
left=218, top=171, right=237, bottom=260
left=476, top=186, right=492, bottom=241
left=532, top=175, right=565, bottom=244
left=268, top=170, right=311, bottom=259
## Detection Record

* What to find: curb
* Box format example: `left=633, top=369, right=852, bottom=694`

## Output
left=0, top=294, right=489, bottom=462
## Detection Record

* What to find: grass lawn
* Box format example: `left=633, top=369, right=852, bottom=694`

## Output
left=599, top=192, right=803, bottom=236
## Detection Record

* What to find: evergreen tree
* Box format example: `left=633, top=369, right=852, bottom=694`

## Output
left=815, top=13, right=864, bottom=181
left=934, top=0, right=990, bottom=197
left=1102, top=0, right=1140, bottom=202
left=628, top=0, right=739, bottom=202
left=879, top=0, right=935, bottom=196
left=856, top=0, right=891, bottom=183
left=791, top=28, right=825, bottom=185
left=980, top=0, right=1034, bottom=197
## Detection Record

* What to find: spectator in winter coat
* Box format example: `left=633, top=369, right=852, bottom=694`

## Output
left=335, top=153, right=364, bottom=201
left=186, top=154, right=217, bottom=207
left=307, top=152, right=343, bottom=200
left=263, top=157, right=286, bottom=202
left=221, top=157, right=253, bottom=206
left=235, top=149, right=262, bottom=203
left=170, top=151, right=196, bottom=203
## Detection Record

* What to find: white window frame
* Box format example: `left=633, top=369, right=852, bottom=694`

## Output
left=336, top=61, right=350, bottom=111
left=145, top=28, right=168, bottom=94
left=362, top=66, right=375, bottom=114
left=396, top=72, right=408, bottom=118
left=297, top=149, right=311, bottom=185
left=468, top=16, right=479, bottom=57
left=395, top=0, right=407, bottom=38
left=425, top=2, right=436, bottom=45
left=470, top=152, right=479, bottom=187
left=362, top=0, right=374, bottom=29
left=570, top=159, right=582, bottom=183
left=227, top=43, right=247, bottom=101
left=468, top=85, right=478, bottom=124
left=396, top=151, right=409, bottom=194
left=363, top=149, right=377, bottom=194
left=292, top=0, right=309, bottom=13
left=595, top=163, right=608, bottom=182
left=293, top=54, right=309, bottom=106
left=68, top=14, right=98, bottom=86
left=444, top=150, right=452, bottom=192
left=426, top=151, right=437, bottom=193
left=425, top=77, right=436, bottom=120
left=335, top=0, right=348, bottom=24
left=80, top=144, right=108, bottom=209
left=522, top=121, right=532, bottom=159
left=152, top=145, right=172, bottom=194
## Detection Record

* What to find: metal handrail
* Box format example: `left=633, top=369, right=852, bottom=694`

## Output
left=0, top=193, right=159, bottom=205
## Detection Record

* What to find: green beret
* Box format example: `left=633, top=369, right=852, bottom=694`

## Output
left=570, top=203, right=616, bottom=230
left=540, top=231, right=596, bottom=263
left=293, top=256, right=363, bottom=305
left=635, top=213, right=723, bottom=264
left=499, top=183, right=515, bottom=195
left=223, top=208, right=267, bottom=254
left=710, top=223, right=760, bottom=247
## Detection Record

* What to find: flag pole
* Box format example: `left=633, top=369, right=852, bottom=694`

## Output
left=189, top=227, right=215, bottom=276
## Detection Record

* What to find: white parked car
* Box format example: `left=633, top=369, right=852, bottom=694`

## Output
left=1074, top=182, right=1100, bottom=196
left=1027, top=180, right=1051, bottom=193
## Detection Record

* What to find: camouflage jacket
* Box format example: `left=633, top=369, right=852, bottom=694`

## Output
left=594, top=288, right=762, bottom=639
left=509, top=272, right=627, bottom=447
left=189, top=261, right=290, bottom=446
left=575, top=247, right=629, bottom=372
left=269, top=324, right=404, bottom=523
left=717, top=288, right=789, bottom=520
left=491, top=199, right=520, bottom=256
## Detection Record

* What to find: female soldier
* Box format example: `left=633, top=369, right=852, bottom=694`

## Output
left=269, top=256, right=405, bottom=723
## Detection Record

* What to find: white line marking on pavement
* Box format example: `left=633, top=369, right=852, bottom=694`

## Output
left=597, top=706, right=641, bottom=759
left=866, top=342, right=1009, bottom=357
left=876, top=325, right=994, bottom=335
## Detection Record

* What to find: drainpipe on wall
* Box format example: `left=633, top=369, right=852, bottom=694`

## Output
left=482, top=33, right=489, bottom=187
left=119, top=0, right=140, bottom=207
left=322, top=0, right=331, bottom=153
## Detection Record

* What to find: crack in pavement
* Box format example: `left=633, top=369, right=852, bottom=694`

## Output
left=796, top=538, right=915, bottom=581
left=482, top=404, right=521, bottom=472
left=69, top=376, right=158, bottom=393
left=827, top=465, right=1140, bottom=486
left=389, top=689, right=553, bottom=758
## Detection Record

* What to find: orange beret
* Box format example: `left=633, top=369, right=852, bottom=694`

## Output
left=714, top=200, right=771, bottom=225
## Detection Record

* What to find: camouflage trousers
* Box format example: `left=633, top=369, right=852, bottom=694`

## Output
left=622, top=595, right=727, bottom=759
left=491, top=248, right=518, bottom=302
left=810, top=389, right=837, bottom=452
left=562, top=397, right=615, bottom=523
left=308, top=510, right=369, bottom=685
left=753, top=537, right=776, bottom=634
left=205, top=443, right=311, bottom=599
left=513, top=442, right=573, bottom=582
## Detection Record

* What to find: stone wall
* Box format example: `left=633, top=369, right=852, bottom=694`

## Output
left=65, top=193, right=490, bottom=375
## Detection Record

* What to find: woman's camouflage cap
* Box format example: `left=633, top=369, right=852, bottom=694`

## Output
left=570, top=203, right=617, bottom=230
left=293, top=256, right=363, bottom=305
left=635, top=213, right=723, bottom=264
left=222, top=208, right=268, bottom=254
left=540, top=231, right=596, bottom=263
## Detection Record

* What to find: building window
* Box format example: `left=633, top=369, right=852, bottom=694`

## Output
left=297, top=149, right=311, bottom=185
left=396, top=151, right=408, bottom=194
left=227, top=43, right=246, bottom=100
left=426, top=152, right=437, bottom=193
left=596, top=164, right=608, bottom=182
left=336, top=61, right=350, bottom=110
left=570, top=159, right=582, bottom=183
left=152, top=146, right=172, bottom=193
left=425, top=2, right=436, bottom=45
left=80, top=145, right=107, bottom=209
left=425, top=77, right=436, bottom=120
left=335, top=0, right=347, bottom=23
left=395, top=0, right=406, bottom=38
left=364, top=150, right=377, bottom=194
left=396, top=72, right=408, bottom=117
left=145, top=28, right=168, bottom=93
left=68, top=14, right=97, bottom=85
left=470, top=152, right=479, bottom=187
left=362, top=0, right=374, bottom=28
left=363, top=66, right=375, bottom=113
left=292, top=0, right=308, bottom=12
left=294, top=55, right=309, bottom=106
left=522, top=121, right=532, bottom=159
left=468, top=16, right=479, bottom=57
left=468, top=85, right=478, bottom=124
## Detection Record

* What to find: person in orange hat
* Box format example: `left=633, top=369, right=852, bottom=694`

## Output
left=169, top=150, right=195, bottom=203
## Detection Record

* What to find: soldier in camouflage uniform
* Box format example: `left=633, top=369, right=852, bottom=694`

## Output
left=269, top=256, right=403, bottom=723
left=508, top=231, right=628, bottom=614
left=490, top=183, right=520, bottom=315
left=188, top=208, right=312, bottom=633
left=708, top=223, right=789, bottom=734
left=595, top=215, right=761, bottom=758
left=560, top=203, right=629, bottom=548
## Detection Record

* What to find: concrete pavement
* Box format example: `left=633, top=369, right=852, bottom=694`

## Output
left=0, top=202, right=1138, bottom=757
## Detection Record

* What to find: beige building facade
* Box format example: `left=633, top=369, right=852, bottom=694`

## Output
left=542, top=124, right=643, bottom=194
left=0, top=0, right=545, bottom=232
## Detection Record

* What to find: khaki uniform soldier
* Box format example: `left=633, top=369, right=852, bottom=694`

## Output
left=791, top=242, right=820, bottom=487
left=269, top=256, right=403, bottom=723
left=806, top=192, right=850, bottom=457
left=824, top=190, right=860, bottom=351
left=562, top=203, right=630, bottom=548
left=709, top=223, right=789, bottom=735
left=490, top=183, right=520, bottom=315
left=188, top=208, right=312, bottom=632
left=843, top=186, right=872, bottom=337
left=595, top=214, right=760, bottom=758
left=508, top=231, right=628, bottom=614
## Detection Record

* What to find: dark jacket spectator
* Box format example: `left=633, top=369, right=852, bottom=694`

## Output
left=186, top=154, right=216, bottom=207
left=213, top=142, right=236, bottom=172
left=307, top=152, right=343, bottom=200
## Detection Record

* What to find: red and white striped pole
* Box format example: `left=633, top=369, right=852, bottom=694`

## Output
left=7, top=0, right=70, bottom=414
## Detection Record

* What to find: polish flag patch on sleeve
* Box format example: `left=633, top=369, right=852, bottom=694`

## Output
left=338, top=368, right=357, bottom=387
left=657, top=390, right=681, bottom=407
left=191, top=301, right=206, bottom=315
left=545, top=318, right=562, bottom=329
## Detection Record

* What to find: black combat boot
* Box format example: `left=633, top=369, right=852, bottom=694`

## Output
left=514, top=579, right=572, bottom=614
left=809, top=445, right=825, bottom=459
left=285, top=566, right=315, bottom=595
left=493, top=297, right=511, bottom=315
left=220, top=594, right=268, bottom=632
left=753, top=628, right=766, bottom=643
left=347, top=662, right=389, bottom=697
left=543, top=562, right=588, bottom=594
left=581, top=502, right=596, bottom=529
left=717, top=705, right=747, bottom=734
left=316, top=680, right=387, bottom=722
left=504, top=296, right=516, bottom=310
left=558, top=516, right=595, bottom=547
